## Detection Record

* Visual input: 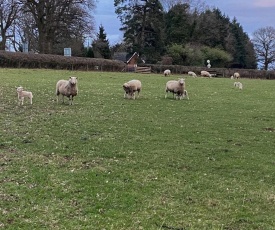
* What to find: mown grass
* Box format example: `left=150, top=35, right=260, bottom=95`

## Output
left=0, top=68, right=275, bottom=229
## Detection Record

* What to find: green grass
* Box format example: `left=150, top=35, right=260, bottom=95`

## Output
left=1, top=68, right=275, bottom=229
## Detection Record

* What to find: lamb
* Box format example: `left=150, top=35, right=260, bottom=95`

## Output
left=56, top=76, right=78, bottom=105
left=231, top=72, right=240, bottom=79
left=123, top=79, right=142, bottom=99
left=234, top=82, right=243, bottom=90
left=188, top=71, right=197, bottom=77
left=16, top=86, right=33, bottom=105
left=164, top=69, right=171, bottom=76
left=165, top=78, right=188, bottom=100
left=200, top=70, right=212, bottom=78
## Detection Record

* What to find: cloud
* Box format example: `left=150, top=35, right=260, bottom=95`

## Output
left=253, top=0, right=275, bottom=7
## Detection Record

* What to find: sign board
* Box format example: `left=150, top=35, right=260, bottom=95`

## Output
left=64, top=48, right=71, bottom=57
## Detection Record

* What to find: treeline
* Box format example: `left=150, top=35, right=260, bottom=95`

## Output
left=114, top=0, right=257, bottom=69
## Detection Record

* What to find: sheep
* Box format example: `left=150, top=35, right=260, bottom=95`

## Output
left=231, top=72, right=240, bottom=79
left=165, top=78, right=188, bottom=100
left=16, top=86, right=33, bottom=105
left=164, top=69, right=171, bottom=77
left=234, top=82, right=243, bottom=90
left=200, top=70, right=212, bottom=78
left=123, top=79, right=142, bottom=99
left=56, top=76, right=78, bottom=105
left=234, top=72, right=240, bottom=79
left=188, top=71, right=197, bottom=77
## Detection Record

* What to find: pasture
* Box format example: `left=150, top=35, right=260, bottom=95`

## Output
left=0, top=68, right=275, bottom=229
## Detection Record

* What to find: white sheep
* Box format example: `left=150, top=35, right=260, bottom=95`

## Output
left=164, top=69, right=171, bottom=76
left=123, top=79, right=142, bottom=99
left=201, top=70, right=212, bottom=78
left=165, top=78, right=188, bottom=100
left=234, top=82, right=243, bottom=90
left=234, top=72, right=240, bottom=79
left=188, top=71, right=197, bottom=77
left=56, top=76, right=78, bottom=105
left=16, top=86, right=33, bottom=105
left=231, top=72, right=240, bottom=79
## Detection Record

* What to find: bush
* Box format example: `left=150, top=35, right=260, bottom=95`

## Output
left=0, top=51, right=125, bottom=72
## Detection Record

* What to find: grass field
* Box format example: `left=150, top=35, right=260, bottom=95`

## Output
left=1, top=68, right=275, bottom=229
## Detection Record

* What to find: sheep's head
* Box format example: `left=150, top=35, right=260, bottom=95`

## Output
left=123, top=83, right=129, bottom=91
left=69, top=76, right=78, bottom=85
left=16, top=86, right=23, bottom=92
left=178, top=78, right=185, bottom=85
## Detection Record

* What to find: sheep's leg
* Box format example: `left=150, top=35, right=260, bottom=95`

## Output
left=185, top=90, right=189, bottom=100
left=30, top=96, right=33, bottom=104
left=165, top=90, right=168, bottom=99
left=21, top=97, right=24, bottom=105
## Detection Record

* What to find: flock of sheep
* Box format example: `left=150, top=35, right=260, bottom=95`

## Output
left=15, top=69, right=242, bottom=106
left=186, top=69, right=243, bottom=89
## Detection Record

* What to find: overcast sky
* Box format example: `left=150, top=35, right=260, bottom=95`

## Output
left=94, top=0, right=275, bottom=45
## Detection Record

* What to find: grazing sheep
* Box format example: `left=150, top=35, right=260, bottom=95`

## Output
left=56, top=76, right=78, bottom=105
left=188, top=71, right=197, bottom=77
left=16, top=86, right=33, bottom=105
left=164, top=69, right=171, bottom=76
left=201, top=70, right=212, bottom=78
left=165, top=78, right=188, bottom=100
left=234, top=82, right=243, bottom=90
left=123, top=79, right=142, bottom=99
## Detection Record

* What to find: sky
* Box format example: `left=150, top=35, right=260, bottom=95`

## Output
left=94, top=0, right=275, bottom=45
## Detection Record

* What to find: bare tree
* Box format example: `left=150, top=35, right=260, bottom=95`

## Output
left=252, top=26, right=275, bottom=70
left=0, top=0, right=20, bottom=50
left=18, top=0, right=96, bottom=54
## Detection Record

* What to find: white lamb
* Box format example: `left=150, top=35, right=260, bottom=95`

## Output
left=16, top=86, right=33, bottom=105
left=188, top=71, right=197, bottom=77
left=56, top=76, right=78, bottom=105
left=201, top=70, right=212, bottom=78
left=234, top=82, right=243, bottom=90
left=165, top=78, right=188, bottom=100
left=164, top=69, right=171, bottom=76
left=123, top=79, right=142, bottom=99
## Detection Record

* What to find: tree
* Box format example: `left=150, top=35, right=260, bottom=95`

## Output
left=160, top=0, right=206, bottom=12
left=165, top=3, right=192, bottom=45
left=92, top=25, right=111, bottom=59
left=115, top=0, right=165, bottom=63
left=193, top=8, right=230, bottom=49
left=226, top=18, right=257, bottom=69
left=252, top=26, right=275, bottom=70
left=0, top=0, right=20, bottom=50
left=19, top=0, right=96, bottom=54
